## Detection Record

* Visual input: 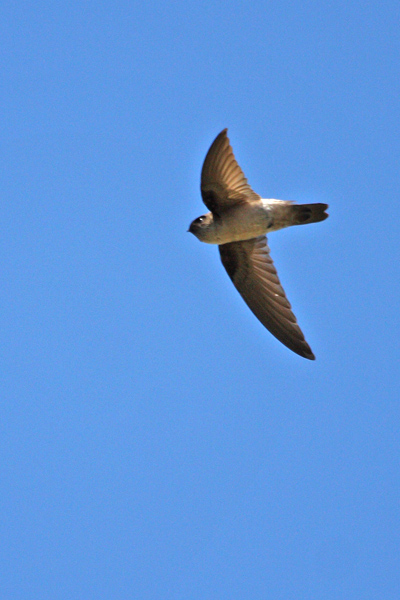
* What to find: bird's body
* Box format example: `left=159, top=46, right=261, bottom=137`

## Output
left=189, top=202, right=272, bottom=244
left=188, top=129, right=328, bottom=360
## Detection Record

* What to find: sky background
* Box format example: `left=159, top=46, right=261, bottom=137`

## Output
left=1, top=1, right=399, bottom=598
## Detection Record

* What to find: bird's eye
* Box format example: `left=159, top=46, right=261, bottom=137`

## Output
left=197, top=216, right=205, bottom=223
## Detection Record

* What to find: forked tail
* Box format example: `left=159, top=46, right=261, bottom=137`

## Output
left=291, top=203, right=329, bottom=226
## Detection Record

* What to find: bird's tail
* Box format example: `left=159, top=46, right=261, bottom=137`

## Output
left=290, top=203, right=329, bottom=226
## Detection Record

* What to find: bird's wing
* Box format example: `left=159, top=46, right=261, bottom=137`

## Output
left=219, top=235, right=315, bottom=359
left=201, top=129, right=261, bottom=215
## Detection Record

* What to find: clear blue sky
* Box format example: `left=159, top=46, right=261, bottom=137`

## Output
left=1, top=1, right=399, bottom=598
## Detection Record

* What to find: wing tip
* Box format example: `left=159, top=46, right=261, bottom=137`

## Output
left=215, top=128, right=228, bottom=140
left=297, top=344, right=315, bottom=360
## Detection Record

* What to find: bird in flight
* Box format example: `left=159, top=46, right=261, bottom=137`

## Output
left=188, top=129, right=328, bottom=360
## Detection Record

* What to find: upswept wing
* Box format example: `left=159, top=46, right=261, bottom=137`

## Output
left=219, top=235, right=315, bottom=359
left=201, top=129, right=261, bottom=214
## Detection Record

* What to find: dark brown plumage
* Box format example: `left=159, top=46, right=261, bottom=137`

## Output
left=189, top=129, right=328, bottom=359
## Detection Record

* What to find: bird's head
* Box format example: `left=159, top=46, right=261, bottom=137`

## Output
left=187, top=213, right=216, bottom=243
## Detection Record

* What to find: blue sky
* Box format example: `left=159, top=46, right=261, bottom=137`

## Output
left=1, top=1, right=399, bottom=598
